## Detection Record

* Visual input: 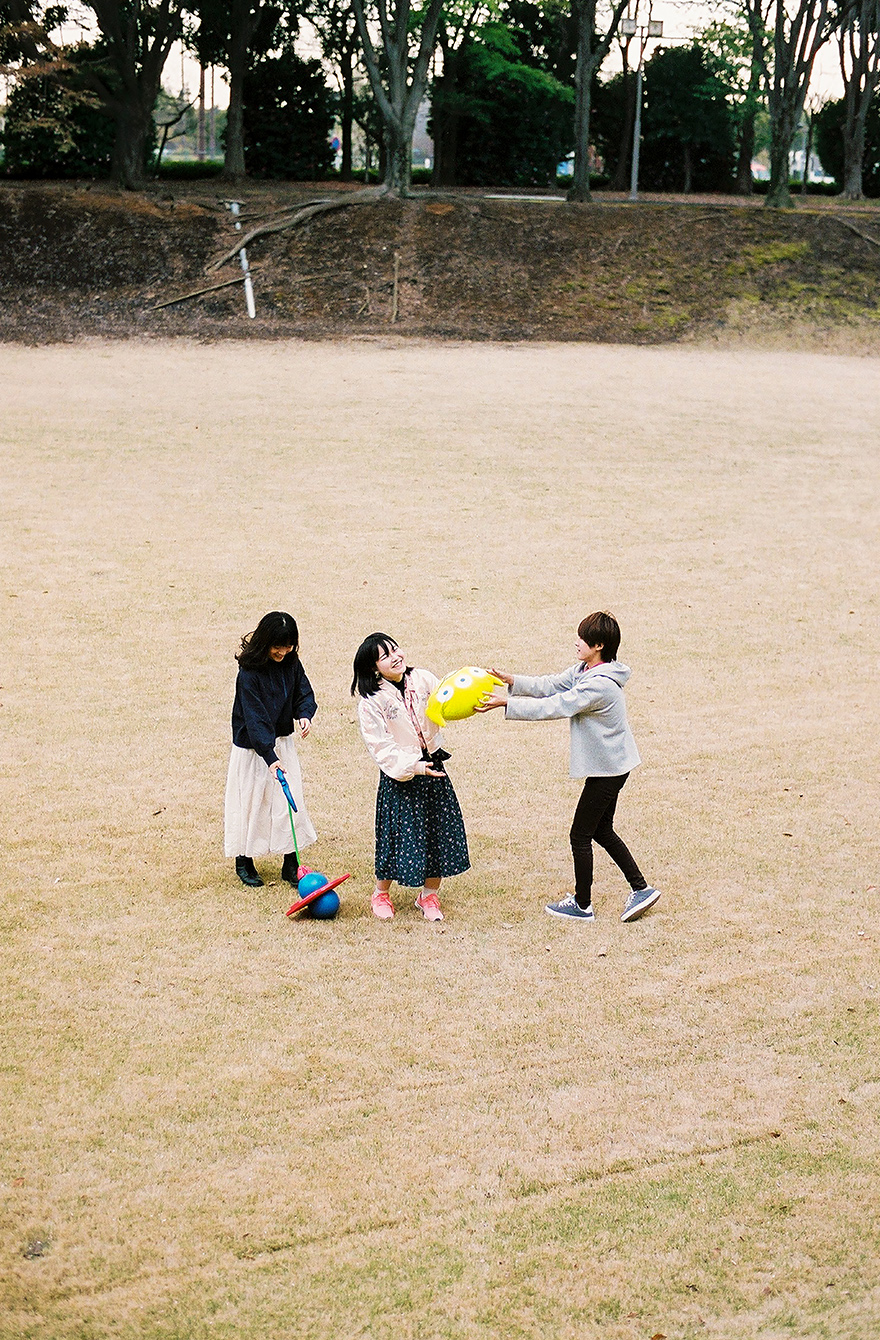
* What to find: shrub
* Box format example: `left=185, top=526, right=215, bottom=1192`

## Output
left=1, top=47, right=116, bottom=178
left=242, top=52, right=334, bottom=179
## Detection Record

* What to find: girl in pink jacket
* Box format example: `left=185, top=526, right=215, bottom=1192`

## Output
left=352, top=633, right=470, bottom=921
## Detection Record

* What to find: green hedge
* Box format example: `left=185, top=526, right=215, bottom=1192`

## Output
left=154, top=159, right=224, bottom=180
left=751, top=178, right=839, bottom=197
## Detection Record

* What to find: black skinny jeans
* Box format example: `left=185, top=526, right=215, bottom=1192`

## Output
left=570, top=773, right=647, bottom=908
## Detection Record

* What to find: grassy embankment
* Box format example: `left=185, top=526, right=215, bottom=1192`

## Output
left=1, top=183, right=879, bottom=345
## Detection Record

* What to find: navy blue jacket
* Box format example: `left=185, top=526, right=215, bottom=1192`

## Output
left=231, top=657, right=317, bottom=765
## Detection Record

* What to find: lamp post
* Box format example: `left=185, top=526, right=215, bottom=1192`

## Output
left=621, top=14, right=663, bottom=201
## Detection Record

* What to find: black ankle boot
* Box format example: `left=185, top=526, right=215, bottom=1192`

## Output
left=235, top=855, right=263, bottom=887
left=281, top=853, right=299, bottom=888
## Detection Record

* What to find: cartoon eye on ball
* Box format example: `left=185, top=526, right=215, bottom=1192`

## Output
left=426, top=667, right=505, bottom=725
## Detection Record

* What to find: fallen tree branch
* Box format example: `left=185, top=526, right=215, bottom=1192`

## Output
left=150, top=273, right=248, bottom=310
left=207, top=187, right=386, bottom=271
left=833, top=215, right=880, bottom=248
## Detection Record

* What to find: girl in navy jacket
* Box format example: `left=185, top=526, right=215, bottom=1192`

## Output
left=224, top=611, right=317, bottom=889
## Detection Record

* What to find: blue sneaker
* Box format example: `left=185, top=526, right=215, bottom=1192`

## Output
left=620, top=887, right=661, bottom=922
left=545, top=895, right=595, bottom=922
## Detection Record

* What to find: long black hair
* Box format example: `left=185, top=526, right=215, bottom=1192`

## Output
left=237, top=611, right=299, bottom=670
left=351, top=632, right=403, bottom=698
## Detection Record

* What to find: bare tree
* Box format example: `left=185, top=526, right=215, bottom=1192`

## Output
left=83, top=0, right=185, bottom=187
left=351, top=0, right=446, bottom=195
left=567, top=0, right=630, bottom=202
left=153, top=89, right=194, bottom=171
left=746, top=0, right=840, bottom=207
left=838, top=0, right=880, bottom=197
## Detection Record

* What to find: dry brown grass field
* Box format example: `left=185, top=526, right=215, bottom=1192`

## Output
left=1, top=339, right=879, bottom=1340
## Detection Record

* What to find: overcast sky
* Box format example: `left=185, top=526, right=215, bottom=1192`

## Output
left=51, top=0, right=846, bottom=112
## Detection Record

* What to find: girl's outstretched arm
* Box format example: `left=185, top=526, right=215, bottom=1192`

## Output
left=475, top=665, right=512, bottom=710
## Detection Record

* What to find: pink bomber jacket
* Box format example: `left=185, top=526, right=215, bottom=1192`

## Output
left=357, top=667, right=444, bottom=781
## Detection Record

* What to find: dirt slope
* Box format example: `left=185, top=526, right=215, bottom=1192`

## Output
left=1, top=181, right=879, bottom=345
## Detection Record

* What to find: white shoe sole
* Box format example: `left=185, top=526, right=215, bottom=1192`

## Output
left=545, top=904, right=594, bottom=922
left=620, top=888, right=661, bottom=922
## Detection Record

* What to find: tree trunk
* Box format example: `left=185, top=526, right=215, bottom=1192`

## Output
left=351, top=0, right=444, bottom=198
left=568, top=0, right=628, bottom=201
left=682, top=141, right=693, bottom=193
left=766, top=124, right=795, bottom=207
left=766, top=51, right=800, bottom=211
left=88, top=0, right=183, bottom=188
left=841, top=119, right=867, bottom=198
left=384, top=107, right=416, bottom=194
left=837, top=0, right=880, bottom=201
left=221, top=0, right=254, bottom=181
left=568, top=0, right=595, bottom=202
left=223, top=73, right=246, bottom=179
left=801, top=114, right=814, bottom=194
left=154, top=123, right=171, bottom=173
left=113, top=104, right=154, bottom=187
left=759, top=0, right=836, bottom=209
left=210, top=67, right=217, bottom=156
left=198, top=63, right=206, bottom=161
left=735, top=107, right=756, bottom=194
left=610, top=64, right=635, bottom=191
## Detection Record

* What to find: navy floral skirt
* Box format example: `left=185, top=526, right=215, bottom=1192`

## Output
left=375, top=771, right=470, bottom=887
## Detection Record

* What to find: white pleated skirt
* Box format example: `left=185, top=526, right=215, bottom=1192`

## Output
left=224, top=734, right=317, bottom=859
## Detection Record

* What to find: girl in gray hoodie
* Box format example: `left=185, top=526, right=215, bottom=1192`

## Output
left=478, top=611, right=660, bottom=923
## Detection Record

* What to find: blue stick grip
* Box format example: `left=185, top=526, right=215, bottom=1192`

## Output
left=275, top=767, right=297, bottom=812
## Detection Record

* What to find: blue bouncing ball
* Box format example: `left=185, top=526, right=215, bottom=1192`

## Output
left=308, top=890, right=341, bottom=920
left=298, top=871, right=328, bottom=897
left=296, top=870, right=340, bottom=920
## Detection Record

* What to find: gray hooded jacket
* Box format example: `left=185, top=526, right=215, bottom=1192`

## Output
left=504, top=660, right=641, bottom=779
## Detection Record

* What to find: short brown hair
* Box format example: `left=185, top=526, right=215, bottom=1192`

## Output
left=577, top=611, right=620, bottom=661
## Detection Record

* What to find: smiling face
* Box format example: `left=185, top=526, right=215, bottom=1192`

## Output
left=269, top=645, right=294, bottom=663
left=376, top=643, right=407, bottom=682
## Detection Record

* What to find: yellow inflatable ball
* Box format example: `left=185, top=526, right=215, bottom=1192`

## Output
left=426, top=667, right=505, bottom=725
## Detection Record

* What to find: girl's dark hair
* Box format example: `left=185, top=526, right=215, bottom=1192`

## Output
left=577, top=611, right=621, bottom=662
left=237, top=611, right=299, bottom=669
left=351, top=633, right=400, bottom=697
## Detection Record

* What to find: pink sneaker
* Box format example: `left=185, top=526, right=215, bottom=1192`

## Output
left=371, top=889, right=395, bottom=920
left=415, top=890, right=444, bottom=922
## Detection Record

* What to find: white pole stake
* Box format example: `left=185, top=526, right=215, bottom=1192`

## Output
left=227, top=200, right=256, bottom=319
